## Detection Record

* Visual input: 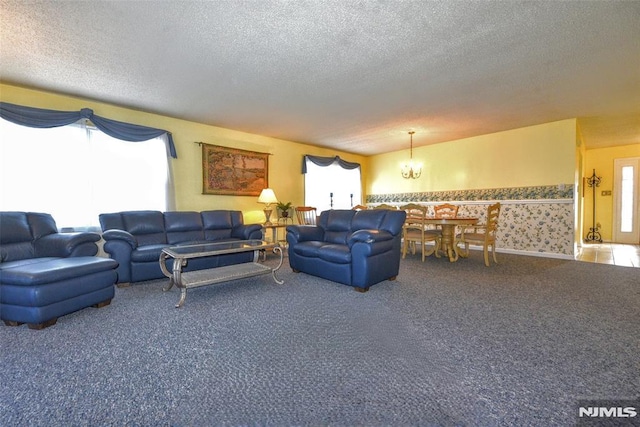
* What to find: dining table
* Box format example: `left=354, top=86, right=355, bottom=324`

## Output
left=420, top=216, right=478, bottom=262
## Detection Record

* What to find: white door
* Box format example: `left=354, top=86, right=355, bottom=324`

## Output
left=613, top=157, right=640, bottom=244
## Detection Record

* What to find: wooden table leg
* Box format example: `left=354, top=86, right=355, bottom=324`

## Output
left=440, top=224, right=459, bottom=262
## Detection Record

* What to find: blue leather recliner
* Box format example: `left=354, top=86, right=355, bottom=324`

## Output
left=286, top=209, right=407, bottom=292
left=0, top=212, right=118, bottom=329
left=99, top=210, right=263, bottom=285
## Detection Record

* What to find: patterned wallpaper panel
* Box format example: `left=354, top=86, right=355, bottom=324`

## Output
left=366, top=185, right=575, bottom=257
left=458, top=202, right=574, bottom=256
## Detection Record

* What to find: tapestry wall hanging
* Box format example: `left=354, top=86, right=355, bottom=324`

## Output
left=201, top=143, right=269, bottom=196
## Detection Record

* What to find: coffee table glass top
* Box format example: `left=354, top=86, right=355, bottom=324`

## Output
left=163, top=239, right=274, bottom=258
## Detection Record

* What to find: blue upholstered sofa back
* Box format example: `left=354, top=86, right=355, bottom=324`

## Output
left=317, top=209, right=403, bottom=243
left=0, top=212, right=59, bottom=262
left=99, top=210, right=250, bottom=246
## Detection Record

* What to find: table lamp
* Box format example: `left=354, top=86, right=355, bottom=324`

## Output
left=258, top=188, right=278, bottom=225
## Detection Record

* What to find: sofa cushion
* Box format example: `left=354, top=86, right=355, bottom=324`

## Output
left=99, top=212, right=125, bottom=231
left=291, top=240, right=352, bottom=264
left=322, top=210, right=355, bottom=245
left=122, top=211, right=167, bottom=246
left=1, top=242, right=34, bottom=263
left=0, top=256, right=118, bottom=286
left=0, top=257, right=59, bottom=270
left=27, top=212, right=58, bottom=239
left=202, top=211, right=235, bottom=240
left=317, top=244, right=351, bottom=264
left=292, top=241, right=326, bottom=258
left=131, top=244, right=169, bottom=263
left=0, top=212, right=35, bottom=262
left=351, top=210, right=386, bottom=231
left=0, top=212, right=33, bottom=244
left=165, top=211, right=205, bottom=244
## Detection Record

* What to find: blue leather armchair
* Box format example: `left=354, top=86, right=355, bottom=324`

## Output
left=0, top=212, right=118, bottom=329
left=286, top=209, right=406, bottom=291
left=99, top=210, right=263, bottom=285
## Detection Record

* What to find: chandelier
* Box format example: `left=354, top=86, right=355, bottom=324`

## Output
left=401, top=131, right=422, bottom=179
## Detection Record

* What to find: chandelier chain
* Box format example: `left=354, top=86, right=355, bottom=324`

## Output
left=401, top=130, right=421, bottom=179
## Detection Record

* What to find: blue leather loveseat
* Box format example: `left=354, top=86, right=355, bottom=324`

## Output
left=0, top=212, right=118, bottom=329
left=286, top=209, right=407, bottom=292
left=99, top=210, right=263, bottom=285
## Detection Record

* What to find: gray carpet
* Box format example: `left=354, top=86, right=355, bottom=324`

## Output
left=1, top=251, right=639, bottom=426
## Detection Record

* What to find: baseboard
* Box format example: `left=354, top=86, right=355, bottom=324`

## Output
left=465, top=245, right=575, bottom=260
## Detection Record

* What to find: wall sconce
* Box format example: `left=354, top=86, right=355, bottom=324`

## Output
left=258, top=188, right=278, bottom=225
left=401, top=131, right=422, bottom=179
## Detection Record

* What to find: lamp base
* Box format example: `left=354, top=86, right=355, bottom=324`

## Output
left=263, top=208, right=273, bottom=226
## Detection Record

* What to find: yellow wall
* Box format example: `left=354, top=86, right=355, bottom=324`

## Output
left=368, top=120, right=577, bottom=195
left=583, top=144, right=640, bottom=242
left=0, top=83, right=368, bottom=224
left=3, top=83, right=597, bottom=249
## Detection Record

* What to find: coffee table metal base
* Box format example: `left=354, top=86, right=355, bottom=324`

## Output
left=160, top=242, right=283, bottom=308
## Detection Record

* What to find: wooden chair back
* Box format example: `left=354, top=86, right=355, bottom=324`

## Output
left=434, top=203, right=459, bottom=218
left=295, top=206, right=318, bottom=225
left=484, top=202, right=501, bottom=238
left=373, top=203, right=397, bottom=210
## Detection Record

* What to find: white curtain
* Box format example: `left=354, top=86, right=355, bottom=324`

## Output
left=304, top=159, right=362, bottom=213
left=0, top=118, right=172, bottom=230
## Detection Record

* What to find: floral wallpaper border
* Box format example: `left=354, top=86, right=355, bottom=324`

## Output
left=366, top=184, right=574, bottom=204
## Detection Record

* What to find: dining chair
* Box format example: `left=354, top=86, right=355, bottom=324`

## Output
left=456, top=202, right=501, bottom=266
left=400, top=203, right=440, bottom=262
left=295, top=206, right=318, bottom=225
left=352, top=204, right=368, bottom=211
left=434, top=203, right=459, bottom=218
left=373, top=203, right=397, bottom=210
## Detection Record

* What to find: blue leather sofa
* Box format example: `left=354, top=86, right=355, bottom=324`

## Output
left=286, top=209, right=407, bottom=292
left=0, top=212, right=118, bottom=329
left=99, top=210, right=263, bottom=285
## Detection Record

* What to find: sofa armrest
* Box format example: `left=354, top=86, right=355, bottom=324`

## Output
left=101, top=230, right=138, bottom=284
left=232, top=223, right=263, bottom=240
left=286, top=225, right=324, bottom=242
left=348, top=229, right=393, bottom=246
left=350, top=230, right=397, bottom=261
left=101, top=229, right=138, bottom=249
left=34, top=232, right=101, bottom=257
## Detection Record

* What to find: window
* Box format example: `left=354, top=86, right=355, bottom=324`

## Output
left=620, top=165, right=634, bottom=233
left=304, top=156, right=362, bottom=212
left=0, top=118, right=172, bottom=230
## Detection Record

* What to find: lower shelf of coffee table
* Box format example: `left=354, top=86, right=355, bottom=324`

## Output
left=178, top=262, right=273, bottom=289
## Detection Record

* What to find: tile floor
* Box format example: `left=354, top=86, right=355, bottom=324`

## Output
left=576, top=243, right=640, bottom=268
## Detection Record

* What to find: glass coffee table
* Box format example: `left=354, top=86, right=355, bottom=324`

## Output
left=159, top=240, right=284, bottom=308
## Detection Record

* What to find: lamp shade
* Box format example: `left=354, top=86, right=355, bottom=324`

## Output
left=258, top=188, right=278, bottom=205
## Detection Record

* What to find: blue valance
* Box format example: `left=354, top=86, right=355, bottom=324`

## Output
left=302, top=155, right=360, bottom=173
left=0, top=102, right=177, bottom=158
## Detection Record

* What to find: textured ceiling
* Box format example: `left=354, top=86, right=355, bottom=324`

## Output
left=1, top=0, right=639, bottom=155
